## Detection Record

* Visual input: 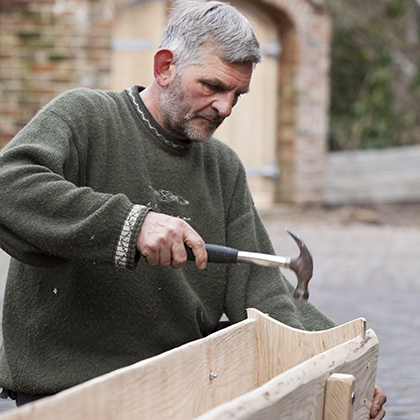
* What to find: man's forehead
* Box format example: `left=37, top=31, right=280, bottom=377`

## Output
left=194, top=55, right=253, bottom=90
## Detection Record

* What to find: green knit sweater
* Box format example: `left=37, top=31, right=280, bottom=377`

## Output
left=0, top=86, right=334, bottom=394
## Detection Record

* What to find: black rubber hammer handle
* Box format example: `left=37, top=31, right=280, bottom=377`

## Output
left=185, top=244, right=239, bottom=264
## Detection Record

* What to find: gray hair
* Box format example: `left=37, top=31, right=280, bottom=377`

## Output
left=160, top=0, right=261, bottom=70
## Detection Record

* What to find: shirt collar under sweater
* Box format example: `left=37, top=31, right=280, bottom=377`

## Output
left=125, top=85, right=193, bottom=153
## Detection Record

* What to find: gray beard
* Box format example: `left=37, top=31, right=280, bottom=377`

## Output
left=159, top=76, right=224, bottom=142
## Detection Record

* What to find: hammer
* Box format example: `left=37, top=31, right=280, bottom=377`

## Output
left=185, top=227, right=313, bottom=301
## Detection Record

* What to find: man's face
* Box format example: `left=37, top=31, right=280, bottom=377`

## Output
left=159, top=53, right=253, bottom=142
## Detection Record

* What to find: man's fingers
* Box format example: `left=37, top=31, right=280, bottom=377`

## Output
left=158, top=245, right=173, bottom=267
left=170, top=241, right=188, bottom=269
left=137, top=212, right=206, bottom=270
left=140, top=245, right=160, bottom=266
left=142, top=244, right=183, bottom=268
left=371, top=407, right=386, bottom=420
left=370, top=386, right=387, bottom=419
left=184, top=237, right=207, bottom=270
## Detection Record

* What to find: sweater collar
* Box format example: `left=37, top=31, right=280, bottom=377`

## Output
left=126, top=86, right=193, bottom=152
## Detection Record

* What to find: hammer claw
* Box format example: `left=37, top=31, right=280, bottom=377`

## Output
left=285, top=227, right=313, bottom=301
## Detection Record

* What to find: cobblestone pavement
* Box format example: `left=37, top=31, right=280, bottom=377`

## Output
left=0, top=203, right=419, bottom=418
left=261, top=203, right=420, bottom=420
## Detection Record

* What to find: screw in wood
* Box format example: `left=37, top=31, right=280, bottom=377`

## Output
left=209, top=371, right=218, bottom=380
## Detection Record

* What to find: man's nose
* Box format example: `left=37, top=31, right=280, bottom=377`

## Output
left=212, top=93, right=235, bottom=118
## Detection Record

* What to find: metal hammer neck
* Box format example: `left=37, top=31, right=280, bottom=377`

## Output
left=237, top=251, right=291, bottom=268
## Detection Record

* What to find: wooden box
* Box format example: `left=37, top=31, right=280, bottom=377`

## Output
left=0, top=309, right=378, bottom=420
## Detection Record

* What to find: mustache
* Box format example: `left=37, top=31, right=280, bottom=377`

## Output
left=191, top=112, right=224, bottom=125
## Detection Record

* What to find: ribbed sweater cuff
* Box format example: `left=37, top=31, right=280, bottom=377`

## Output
left=114, top=204, right=151, bottom=270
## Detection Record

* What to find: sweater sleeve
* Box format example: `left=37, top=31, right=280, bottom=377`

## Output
left=0, top=97, right=148, bottom=269
left=223, top=164, right=335, bottom=331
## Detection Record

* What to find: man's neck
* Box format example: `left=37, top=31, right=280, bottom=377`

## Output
left=140, top=83, right=164, bottom=131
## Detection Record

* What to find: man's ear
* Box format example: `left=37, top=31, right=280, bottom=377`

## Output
left=154, top=49, right=176, bottom=87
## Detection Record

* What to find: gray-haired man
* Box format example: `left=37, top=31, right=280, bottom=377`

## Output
left=0, top=1, right=386, bottom=416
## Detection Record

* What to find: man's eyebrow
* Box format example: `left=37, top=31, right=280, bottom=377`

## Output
left=200, top=78, right=250, bottom=95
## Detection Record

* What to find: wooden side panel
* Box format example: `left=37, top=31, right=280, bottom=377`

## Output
left=247, top=308, right=366, bottom=384
left=196, top=329, right=379, bottom=420
left=0, top=319, right=259, bottom=420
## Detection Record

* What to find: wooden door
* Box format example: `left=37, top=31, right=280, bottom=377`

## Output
left=110, top=1, right=169, bottom=90
left=215, top=3, right=280, bottom=209
left=110, top=1, right=280, bottom=209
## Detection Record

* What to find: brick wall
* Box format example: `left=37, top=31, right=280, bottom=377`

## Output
left=261, top=0, right=331, bottom=204
left=0, top=0, right=112, bottom=148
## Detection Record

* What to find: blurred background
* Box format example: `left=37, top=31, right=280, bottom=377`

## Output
left=1, top=0, right=420, bottom=418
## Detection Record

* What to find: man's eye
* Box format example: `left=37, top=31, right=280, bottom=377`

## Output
left=206, top=83, right=219, bottom=91
left=233, top=93, right=243, bottom=104
left=232, top=95, right=241, bottom=107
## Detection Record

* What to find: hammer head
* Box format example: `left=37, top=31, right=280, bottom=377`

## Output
left=285, top=227, right=313, bottom=301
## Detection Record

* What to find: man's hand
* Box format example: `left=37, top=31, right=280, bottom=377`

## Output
left=137, top=212, right=207, bottom=270
left=371, top=385, right=387, bottom=419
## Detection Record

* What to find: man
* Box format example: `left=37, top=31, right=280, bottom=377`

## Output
left=0, top=0, right=386, bottom=416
